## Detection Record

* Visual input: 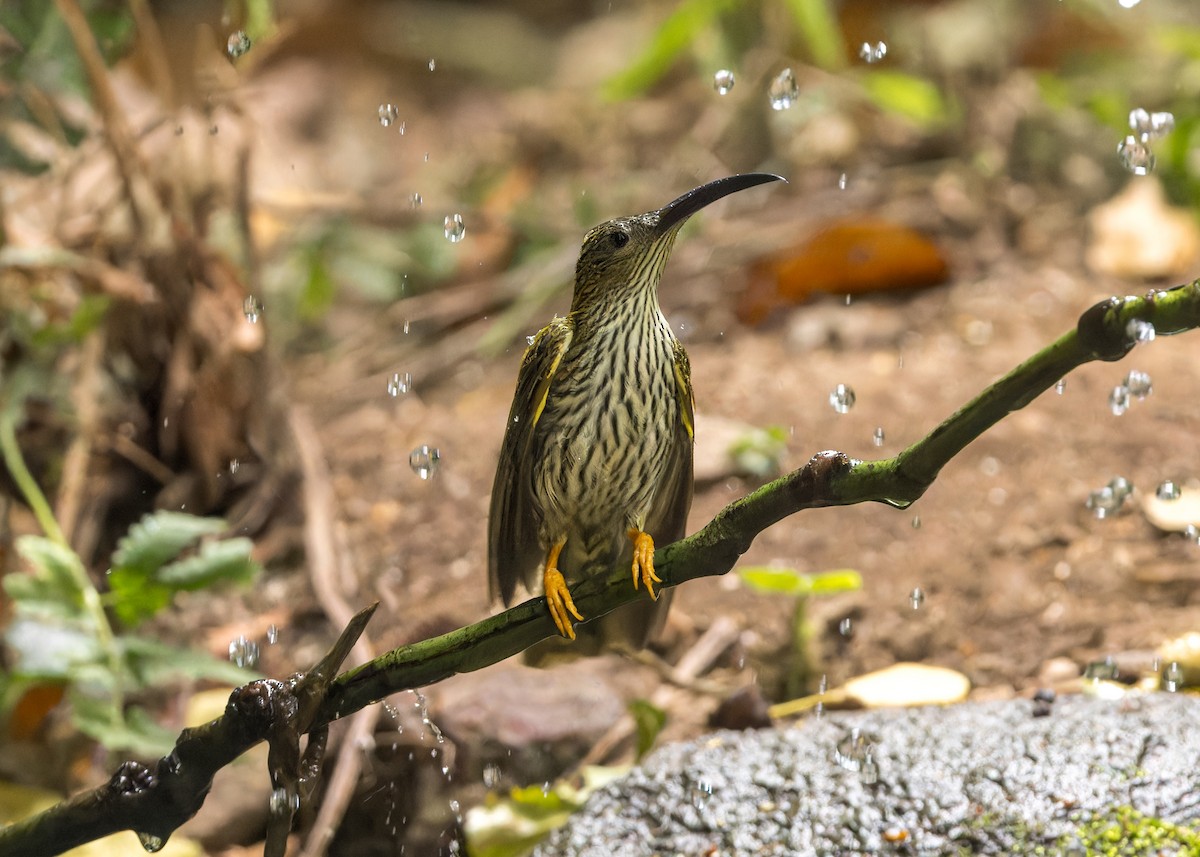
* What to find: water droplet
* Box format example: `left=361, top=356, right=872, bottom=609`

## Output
left=410, top=192, right=423, bottom=208
left=1055, top=379, right=1066, bottom=395
left=1109, top=385, right=1130, bottom=416
left=226, top=30, right=252, bottom=59
left=713, top=69, right=735, bottom=95
left=378, top=103, right=399, bottom=127
left=243, top=295, right=263, bottom=323
left=838, top=617, right=853, bottom=637
left=909, top=587, right=925, bottom=610
left=229, top=458, right=240, bottom=475
left=444, top=213, right=466, bottom=243
left=1156, top=480, right=1181, bottom=501
left=860, top=750, right=879, bottom=784
left=837, top=172, right=848, bottom=190
left=872, top=426, right=885, bottom=447
left=1126, top=318, right=1155, bottom=343
left=483, top=763, right=501, bottom=788
left=525, top=334, right=536, bottom=346
left=834, top=728, right=872, bottom=771
left=858, top=41, right=887, bottom=63
left=768, top=68, right=799, bottom=111
left=829, top=383, right=856, bottom=414
left=137, top=832, right=165, bottom=852
left=911, top=514, right=921, bottom=529
left=397, top=121, right=406, bottom=135
left=1109, top=476, right=1133, bottom=500
left=387, top=372, right=411, bottom=397
left=409, top=445, right=441, bottom=480
left=270, top=786, right=299, bottom=816
left=1163, top=661, right=1184, bottom=692
left=428, top=58, right=437, bottom=71
left=228, top=635, right=260, bottom=668
left=1186, top=523, right=1200, bottom=544
left=1124, top=369, right=1152, bottom=399
left=1117, top=135, right=1155, bottom=175
left=691, top=779, right=713, bottom=809
left=1129, top=108, right=1174, bottom=141
left=266, top=624, right=279, bottom=644
left=1084, top=657, right=1118, bottom=681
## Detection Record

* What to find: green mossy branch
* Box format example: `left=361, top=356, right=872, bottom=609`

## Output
left=2, top=280, right=1198, bottom=856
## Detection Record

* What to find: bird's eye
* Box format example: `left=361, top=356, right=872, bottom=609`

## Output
left=610, top=230, right=630, bottom=248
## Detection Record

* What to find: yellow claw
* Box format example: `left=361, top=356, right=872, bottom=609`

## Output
left=543, top=538, right=582, bottom=639
left=627, top=529, right=661, bottom=601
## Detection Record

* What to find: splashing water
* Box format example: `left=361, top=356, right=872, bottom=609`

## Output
left=1156, top=480, right=1181, bottom=501
left=226, top=31, right=252, bottom=59
left=409, top=446, right=441, bottom=480
left=1129, top=108, right=1174, bottom=141
left=387, top=372, right=412, bottom=397
left=1163, top=661, right=1184, bottom=692
left=1117, top=136, right=1155, bottom=175
left=829, top=383, right=856, bottom=414
left=242, top=295, right=263, bottom=323
left=229, top=635, right=260, bottom=669
left=1124, top=369, right=1153, bottom=399
left=444, top=214, right=466, bottom=243
left=858, top=41, right=887, bottom=63
left=873, top=426, right=885, bottom=446
left=834, top=727, right=873, bottom=772
left=378, top=104, right=399, bottom=127
left=909, top=587, right=925, bottom=610
left=1109, top=385, right=1130, bottom=416
left=713, top=69, right=735, bottom=95
left=768, top=68, right=799, bottom=110
left=1126, top=318, right=1156, bottom=343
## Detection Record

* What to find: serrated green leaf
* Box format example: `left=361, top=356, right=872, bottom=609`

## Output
left=13, top=536, right=86, bottom=605
left=155, top=537, right=257, bottom=589
left=861, top=71, right=948, bottom=128
left=104, top=566, right=175, bottom=628
left=111, top=511, right=227, bottom=577
left=119, top=635, right=255, bottom=687
left=628, top=698, right=666, bottom=761
left=5, top=616, right=100, bottom=677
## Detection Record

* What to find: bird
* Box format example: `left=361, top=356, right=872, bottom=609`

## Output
left=488, top=173, right=785, bottom=645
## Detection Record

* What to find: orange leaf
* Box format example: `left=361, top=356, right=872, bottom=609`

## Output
left=739, top=219, right=949, bottom=325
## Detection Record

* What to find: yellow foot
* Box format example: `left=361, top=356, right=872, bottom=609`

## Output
left=543, top=539, right=582, bottom=639
left=627, top=528, right=661, bottom=601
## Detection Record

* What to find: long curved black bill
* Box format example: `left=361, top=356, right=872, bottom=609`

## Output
left=656, top=172, right=786, bottom=235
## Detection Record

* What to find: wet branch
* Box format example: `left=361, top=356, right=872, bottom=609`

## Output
left=2, top=280, right=1198, bottom=857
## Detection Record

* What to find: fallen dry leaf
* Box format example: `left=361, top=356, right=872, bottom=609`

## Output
left=739, top=218, right=950, bottom=324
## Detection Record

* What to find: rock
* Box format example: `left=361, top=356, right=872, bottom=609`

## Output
left=536, top=694, right=1200, bottom=856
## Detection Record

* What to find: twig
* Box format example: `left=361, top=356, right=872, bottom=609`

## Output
left=1, top=281, right=1198, bottom=856
left=290, top=406, right=381, bottom=857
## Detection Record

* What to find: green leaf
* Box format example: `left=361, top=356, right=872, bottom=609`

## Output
left=12, top=536, right=86, bottom=606
left=5, top=616, right=101, bottom=678
left=628, top=699, right=666, bottom=761
left=119, top=635, right=255, bottom=688
left=104, top=567, right=175, bottom=628
left=602, top=0, right=737, bottom=100
left=298, top=242, right=336, bottom=322
left=738, top=566, right=813, bottom=595
left=739, top=566, right=862, bottom=596
left=111, top=511, right=227, bottom=576
left=155, top=537, right=257, bottom=589
left=808, top=568, right=863, bottom=594
left=860, top=71, right=948, bottom=128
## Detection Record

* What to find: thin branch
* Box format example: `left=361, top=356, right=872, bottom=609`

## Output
left=1, top=280, right=1197, bottom=857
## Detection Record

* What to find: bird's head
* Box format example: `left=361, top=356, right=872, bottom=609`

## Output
left=570, top=173, right=785, bottom=314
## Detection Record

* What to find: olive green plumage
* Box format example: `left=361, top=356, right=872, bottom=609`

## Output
left=488, top=173, right=783, bottom=646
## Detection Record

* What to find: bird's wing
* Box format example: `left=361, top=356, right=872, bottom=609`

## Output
left=488, top=318, right=573, bottom=605
left=646, top=339, right=695, bottom=544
